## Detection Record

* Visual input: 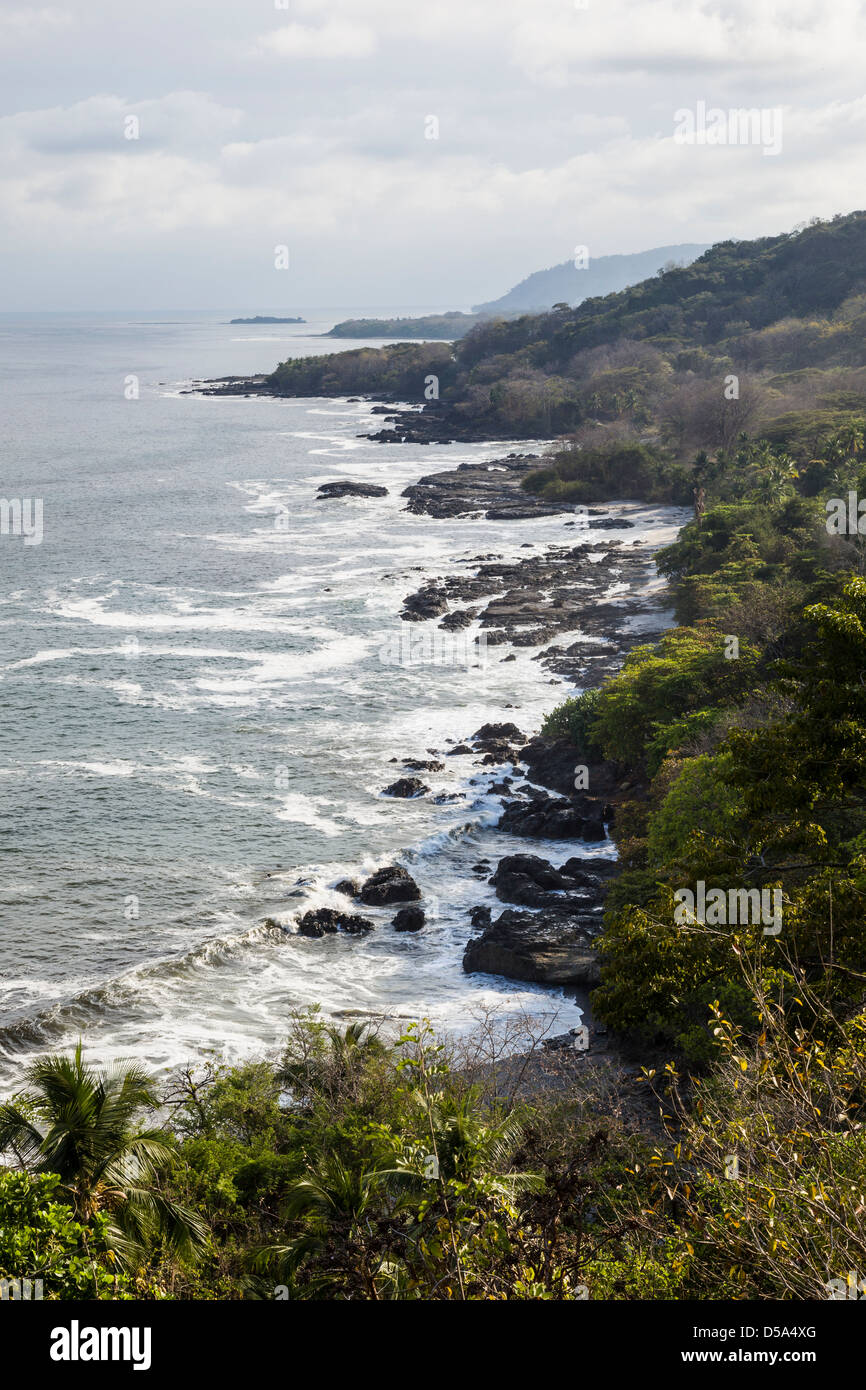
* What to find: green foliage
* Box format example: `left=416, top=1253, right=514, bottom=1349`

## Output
left=326, top=312, right=481, bottom=340
left=0, top=1044, right=207, bottom=1269
left=524, top=440, right=690, bottom=505
left=588, top=626, right=759, bottom=772
left=259, top=213, right=866, bottom=454
left=267, top=341, right=456, bottom=401
left=540, top=687, right=604, bottom=755
left=0, top=1169, right=132, bottom=1299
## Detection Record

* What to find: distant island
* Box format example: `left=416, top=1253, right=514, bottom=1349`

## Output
left=325, top=311, right=480, bottom=339
left=230, top=315, right=306, bottom=324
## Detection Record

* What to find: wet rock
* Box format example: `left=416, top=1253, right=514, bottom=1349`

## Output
left=334, top=878, right=359, bottom=897
left=490, top=853, right=615, bottom=908
left=446, top=744, right=472, bottom=756
left=403, top=759, right=445, bottom=772
left=357, top=866, right=421, bottom=906
left=400, top=454, right=553, bottom=519
left=520, top=736, right=622, bottom=800
left=542, top=1028, right=589, bottom=1051
left=498, top=794, right=607, bottom=841
left=463, top=908, right=600, bottom=986
left=297, top=908, right=375, bottom=938
left=432, top=791, right=462, bottom=803
left=472, top=722, right=526, bottom=744
left=439, top=608, right=477, bottom=631
left=400, top=584, right=449, bottom=622
left=560, top=856, right=618, bottom=878
left=316, top=481, right=388, bottom=499
left=382, top=777, right=429, bottom=798
left=393, top=906, right=425, bottom=932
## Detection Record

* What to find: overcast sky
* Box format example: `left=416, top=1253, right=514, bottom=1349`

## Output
left=2, top=0, right=865, bottom=310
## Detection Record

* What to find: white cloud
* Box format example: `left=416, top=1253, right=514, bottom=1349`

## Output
left=0, top=7, right=72, bottom=40
left=252, top=21, right=377, bottom=60
left=2, top=0, right=866, bottom=306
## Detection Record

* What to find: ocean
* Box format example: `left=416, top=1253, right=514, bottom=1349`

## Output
left=0, top=308, right=683, bottom=1087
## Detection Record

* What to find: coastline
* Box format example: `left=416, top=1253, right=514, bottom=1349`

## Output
left=296, top=433, right=684, bottom=1096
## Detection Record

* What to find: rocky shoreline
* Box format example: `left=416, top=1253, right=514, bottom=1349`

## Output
left=186, top=379, right=544, bottom=447
left=285, top=453, right=673, bottom=1036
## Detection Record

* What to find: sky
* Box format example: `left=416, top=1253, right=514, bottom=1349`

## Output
left=2, top=0, right=866, bottom=310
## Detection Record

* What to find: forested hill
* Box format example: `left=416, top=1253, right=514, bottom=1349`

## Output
left=265, top=210, right=866, bottom=446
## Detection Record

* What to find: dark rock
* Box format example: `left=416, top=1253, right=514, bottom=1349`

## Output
left=560, top=856, right=618, bottom=879
left=472, top=722, right=526, bottom=745
left=357, top=866, right=421, bottom=906
left=400, top=454, right=554, bottom=518
left=403, top=759, right=445, bottom=772
left=297, top=908, right=375, bottom=938
left=400, top=583, right=448, bottom=622
left=463, top=908, right=600, bottom=986
left=439, top=608, right=477, bottom=631
left=498, top=794, right=607, bottom=841
left=316, top=481, right=388, bottom=499
left=382, top=777, right=429, bottom=798
left=588, top=518, right=635, bottom=529
left=334, top=878, right=359, bottom=897
left=432, top=791, right=462, bottom=803
left=393, top=906, right=425, bottom=932
left=446, top=744, right=472, bottom=756
left=469, top=904, right=492, bottom=929
left=542, top=1028, right=589, bottom=1052
left=490, top=853, right=614, bottom=908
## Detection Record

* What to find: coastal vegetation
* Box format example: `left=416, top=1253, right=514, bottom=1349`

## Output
left=5, top=212, right=866, bottom=1301
left=266, top=211, right=866, bottom=465
left=325, top=311, right=481, bottom=339
left=4, top=986, right=866, bottom=1300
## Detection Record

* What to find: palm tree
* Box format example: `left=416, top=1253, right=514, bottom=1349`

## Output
left=279, top=1019, right=386, bottom=1103
left=0, top=1043, right=207, bottom=1266
left=250, top=1151, right=412, bottom=1299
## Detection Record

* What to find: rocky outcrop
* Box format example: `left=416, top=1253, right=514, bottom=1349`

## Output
left=382, top=777, right=429, bottom=798
left=397, top=541, right=670, bottom=685
left=497, top=793, right=608, bottom=841
left=297, top=908, right=375, bottom=937
left=400, top=583, right=449, bottom=622
left=400, top=456, right=554, bottom=517
left=316, top=481, right=388, bottom=499
left=490, top=852, right=616, bottom=908
left=519, top=736, right=621, bottom=799
left=356, top=866, right=421, bottom=906
left=463, top=908, right=601, bottom=986
left=393, top=906, right=425, bottom=932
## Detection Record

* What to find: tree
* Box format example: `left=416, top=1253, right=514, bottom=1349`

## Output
left=0, top=1045, right=207, bottom=1267
left=0, top=1169, right=132, bottom=1299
